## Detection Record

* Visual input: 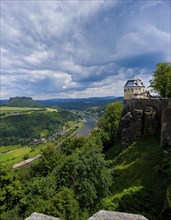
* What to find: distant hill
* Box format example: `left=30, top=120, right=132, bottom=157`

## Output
left=0, top=96, right=124, bottom=109
left=37, top=96, right=124, bottom=110
left=0, top=100, right=8, bottom=105
left=4, top=96, right=43, bottom=107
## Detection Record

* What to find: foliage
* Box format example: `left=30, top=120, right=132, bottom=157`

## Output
left=0, top=165, right=23, bottom=214
left=55, top=136, right=112, bottom=211
left=23, top=154, right=29, bottom=160
left=19, top=175, right=57, bottom=217
left=99, top=101, right=122, bottom=149
left=61, top=136, right=86, bottom=155
left=103, top=186, right=151, bottom=215
left=104, top=136, right=171, bottom=219
left=149, top=62, right=171, bottom=97
left=31, top=145, right=65, bottom=176
left=51, top=187, right=79, bottom=220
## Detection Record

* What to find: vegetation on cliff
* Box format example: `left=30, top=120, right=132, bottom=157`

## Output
left=150, top=62, right=171, bottom=98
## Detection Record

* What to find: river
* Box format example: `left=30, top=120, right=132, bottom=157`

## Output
left=75, top=116, right=97, bottom=137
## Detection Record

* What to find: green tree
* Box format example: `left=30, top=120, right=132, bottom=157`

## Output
left=19, top=175, right=56, bottom=217
left=99, top=101, right=122, bottom=148
left=150, top=62, right=171, bottom=98
left=31, top=145, right=65, bottom=176
left=61, top=136, right=86, bottom=155
left=51, top=187, right=79, bottom=220
left=0, top=165, right=23, bottom=214
left=55, top=136, right=112, bottom=211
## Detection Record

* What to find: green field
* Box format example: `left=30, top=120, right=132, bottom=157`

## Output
left=0, top=145, right=22, bottom=154
left=0, top=106, right=42, bottom=112
left=0, top=106, right=58, bottom=114
left=0, top=144, right=46, bottom=166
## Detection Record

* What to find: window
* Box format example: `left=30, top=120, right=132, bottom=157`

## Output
left=124, top=89, right=127, bottom=92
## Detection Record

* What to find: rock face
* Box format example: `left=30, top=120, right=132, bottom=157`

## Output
left=161, top=107, right=171, bottom=148
left=119, top=98, right=171, bottom=148
left=88, top=210, right=148, bottom=220
left=25, top=211, right=148, bottom=220
left=25, top=212, right=61, bottom=220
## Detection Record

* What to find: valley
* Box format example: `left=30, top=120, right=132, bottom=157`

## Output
left=0, top=105, right=87, bottom=166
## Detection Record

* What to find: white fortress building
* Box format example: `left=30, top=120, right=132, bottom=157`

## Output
left=124, top=78, right=149, bottom=100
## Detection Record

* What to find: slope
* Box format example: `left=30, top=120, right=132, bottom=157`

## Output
left=104, top=136, right=171, bottom=220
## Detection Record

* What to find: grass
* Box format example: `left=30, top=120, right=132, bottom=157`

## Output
left=45, top=107, right=58, bottom=112
left=0, top=106, right=59, bottom=118
left=0, top=106, right=42, bottom=112
left=0, top=144, right=46, bottom=167
left=40, top=129, right=49, bottom=137
left=0, top=147, right=30, bottom=165
left=104, top=136, right=171, bottom=220
left=0, top=145, right=22, bottom=154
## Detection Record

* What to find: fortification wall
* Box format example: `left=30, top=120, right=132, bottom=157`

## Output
left=120, top=98, right=171, bottom=148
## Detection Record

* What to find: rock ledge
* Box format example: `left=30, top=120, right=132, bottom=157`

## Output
left=88, top=210, right=148, bottom=220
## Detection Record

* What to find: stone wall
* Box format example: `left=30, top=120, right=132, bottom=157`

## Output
left=119, top=98, right=171, bottom=148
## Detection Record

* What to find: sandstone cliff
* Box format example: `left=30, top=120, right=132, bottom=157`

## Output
left=119, top=98, right=171, bottom=148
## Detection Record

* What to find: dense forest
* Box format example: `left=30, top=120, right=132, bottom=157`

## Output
left=1, top=101, right=171, bottom=220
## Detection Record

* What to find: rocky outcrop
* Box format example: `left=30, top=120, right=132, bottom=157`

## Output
left=25, top=212, right=61, bottom=220
left=120, top=98, right=171, bottom=148
left=88, top=210, right=148, bottom=220
left=9, top=96, right=33, bottom=102
left=25, top=211, right=148, bottom=220
left=161, top=107, right=171, bottom=148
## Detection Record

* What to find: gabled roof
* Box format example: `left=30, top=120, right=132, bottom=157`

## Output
left=124, top=79, right=144, bottom=87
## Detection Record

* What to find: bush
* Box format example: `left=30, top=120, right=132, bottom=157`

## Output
left=23, top=154, right=29, bottom=160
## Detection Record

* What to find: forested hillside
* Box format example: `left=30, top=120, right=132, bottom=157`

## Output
left=0, top=108, right=79, bottom=146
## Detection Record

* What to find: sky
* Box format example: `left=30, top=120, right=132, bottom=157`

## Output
left=1, top=0, right=171, bottom=99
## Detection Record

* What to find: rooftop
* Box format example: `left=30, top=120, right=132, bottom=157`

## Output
left=124, top=79, right=144, bottom=87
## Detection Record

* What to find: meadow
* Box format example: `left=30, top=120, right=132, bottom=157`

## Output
left=0, top=106, right=58, bottom=115
left=0, top=144, right=47, bottom=166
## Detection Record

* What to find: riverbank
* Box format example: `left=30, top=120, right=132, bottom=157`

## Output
left=75, top=115, right=97, bottom=137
